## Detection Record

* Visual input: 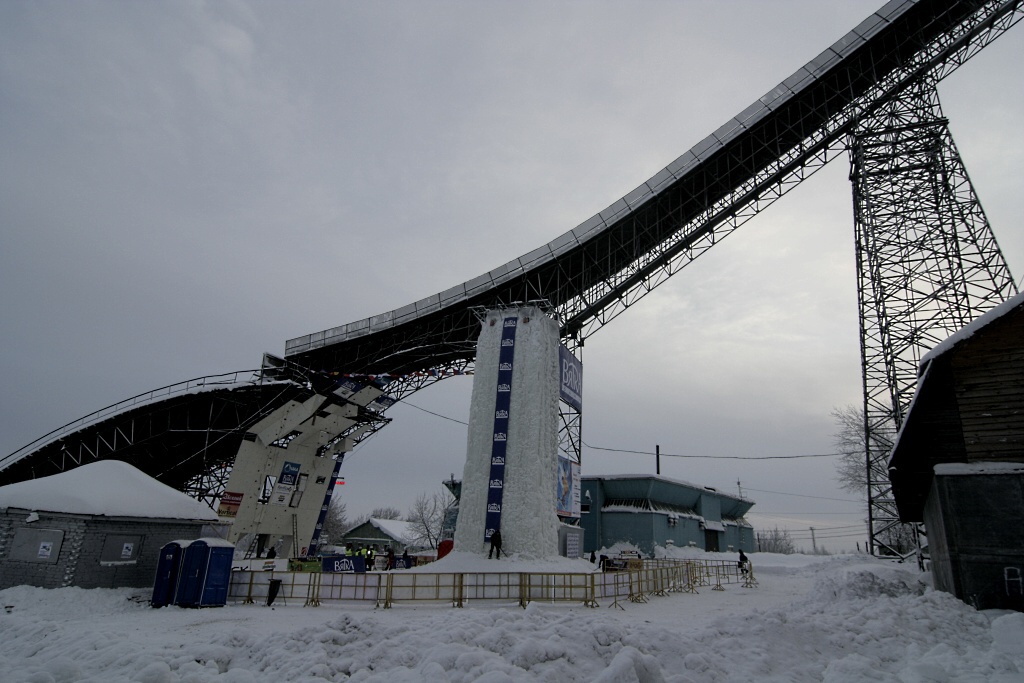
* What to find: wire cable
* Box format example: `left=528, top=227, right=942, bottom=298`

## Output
left=742, top=486, right=862, bottom=503
left=583, top=441, right=839, bottom=460
left=398, top=401, right=469, bottom=425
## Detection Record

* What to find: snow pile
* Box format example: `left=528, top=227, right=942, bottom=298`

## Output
left=0, top=460, right=219, bottom=521
left=2, top=552, right=1022, bottom=682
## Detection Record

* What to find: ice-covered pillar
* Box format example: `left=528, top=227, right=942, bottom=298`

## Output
left=453, top=305, right=560, bottom=557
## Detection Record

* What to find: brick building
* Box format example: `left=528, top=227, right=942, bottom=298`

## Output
left=0, top=460, right=220, bottom=589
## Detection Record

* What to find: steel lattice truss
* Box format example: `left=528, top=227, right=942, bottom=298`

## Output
left=851, top=80, right=1017, bottom=555
left=2, top=2, right=1022, bottom=532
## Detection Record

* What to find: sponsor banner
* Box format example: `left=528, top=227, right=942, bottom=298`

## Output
left=269, top=461, right=301, bottom=507
left=278, top=461, right=301, bottom=486
left=484, top=315, right=518, bottom=541
left=217, top=491, right=244, bottom=517
left=559, top=345, right=583, bottom=411
left=367, top=394, right=396, bottom=412
left=321, top=555, right=366, bottom=573
left=556, top=457, right=581, bottom=518
left=332, top=378, right=364, bottom=399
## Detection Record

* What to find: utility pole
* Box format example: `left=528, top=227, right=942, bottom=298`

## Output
left=656, top=444, right=660, bottom=475
left=810, top=527, right=817, bottom=554
left=737, top=479, right=743, bottom=498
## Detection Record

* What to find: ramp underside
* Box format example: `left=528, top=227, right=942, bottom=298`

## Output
left=0, top=383, right=312, bottom=490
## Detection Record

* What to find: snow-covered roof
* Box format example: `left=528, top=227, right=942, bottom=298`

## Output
left=368, top=517, right=418, bottom=544
left=583, top=472, right=706, bottom=490
left=922, top=290, right=1024, bottom=364
left=582, top=472, right=753, bottom=504
left=934, top=461, right=1024, bottom=477
left=0, top=460, right=219, bottom=521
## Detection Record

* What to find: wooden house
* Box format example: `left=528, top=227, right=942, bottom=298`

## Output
left=889, top=292, right=1024, bottom=610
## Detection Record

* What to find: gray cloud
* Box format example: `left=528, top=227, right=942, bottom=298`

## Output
left=2, top=1, right=1020, bottom=551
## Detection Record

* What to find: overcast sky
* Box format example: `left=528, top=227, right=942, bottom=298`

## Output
left=2, top=1, right=1021, bottom=552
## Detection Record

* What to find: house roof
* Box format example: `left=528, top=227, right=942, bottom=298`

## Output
left=368, top=517, right=417, bottom=544
left=889, top=293, right=1024, bottom=521
left=582, top=473, right=754, bottom=518
left=344, top=517, right=418, bottom=546
left=0, top=460, right=219, bottom=521
left=921, top=291, right=1024, bottom=364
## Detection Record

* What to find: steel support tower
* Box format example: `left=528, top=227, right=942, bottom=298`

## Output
left=849, top=79, right=1018, bottom=556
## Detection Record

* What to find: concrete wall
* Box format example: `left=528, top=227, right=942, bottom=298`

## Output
left=0, top=509, right=205, bottom=590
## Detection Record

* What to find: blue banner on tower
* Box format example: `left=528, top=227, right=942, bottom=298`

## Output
left=306, top=456, right=345, bottom=559
left=559, top=344, right=583, bottom=411
left=484, top=315, right=519, bottom=542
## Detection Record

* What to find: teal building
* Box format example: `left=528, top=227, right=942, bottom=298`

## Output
left=580, top=474, right=755, bottom=556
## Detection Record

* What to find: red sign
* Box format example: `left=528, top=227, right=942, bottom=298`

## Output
left=217, top=491, right=244, bottom=517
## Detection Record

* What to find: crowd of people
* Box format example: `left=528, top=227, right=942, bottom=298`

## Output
left=342, top=543, right=411, bottom=570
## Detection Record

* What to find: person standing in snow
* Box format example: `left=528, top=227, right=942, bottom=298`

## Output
left=738, top=549, right=749, bottom=574
left=488, top=529, right=502, bottom=559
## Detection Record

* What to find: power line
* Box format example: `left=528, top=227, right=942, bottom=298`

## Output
left=743, top=486, right=862, bottom=503
left=400, top=401, right=469, bottom=425
left=755, top=511, right=863, bottom=515
left=583, top=441, right=839, bottom=460
left=395, top=405, right=846, bottom=465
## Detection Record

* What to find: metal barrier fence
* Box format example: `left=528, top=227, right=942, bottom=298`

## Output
left=227, top=557, right=757, bottom=609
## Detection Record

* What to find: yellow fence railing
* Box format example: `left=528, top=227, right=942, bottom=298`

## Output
left=227, top=557, right=756, bottom=609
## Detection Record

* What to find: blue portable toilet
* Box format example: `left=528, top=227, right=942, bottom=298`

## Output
left=175, top=538, right=235, bottom=608
left=151, top=540, right=189, bottom=607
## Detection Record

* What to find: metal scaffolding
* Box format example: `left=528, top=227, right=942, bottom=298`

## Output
left=849, top=79, right=1017, bottom=556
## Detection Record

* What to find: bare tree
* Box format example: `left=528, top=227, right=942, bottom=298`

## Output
left=756, top=527, right=796, bottom=554
left=319, top=500, right=349, bottom=546
left=832, top=404, right=896, bottom=495
left=832, top=405, right=919, bottom=556
left=406, top=489, right=455, bottom=549
left=371, top=506, right=403, bottom=520
left=832, top=405, right=869, bottom=494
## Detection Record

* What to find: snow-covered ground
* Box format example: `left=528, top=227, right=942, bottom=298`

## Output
left=2, top=551, right=1023, bottom=683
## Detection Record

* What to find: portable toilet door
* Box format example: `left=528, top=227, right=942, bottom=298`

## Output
left=151, top=540, right=188, bottom=608
left=174, top=539, right=210, bottom=607
left=196, top=539, right=235, bottom=607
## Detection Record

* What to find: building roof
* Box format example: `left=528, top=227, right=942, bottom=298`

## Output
left=344, top=517, right=419, bottom=546
left=0, top=460, right=219, bottom=521
left=889, top=293, right=1024, bottom=521
left=921, top=291, right=1024, bottom=364
left=582, top=473, right=754, bottom=518
left=368, top=517, right=417, bottom=544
